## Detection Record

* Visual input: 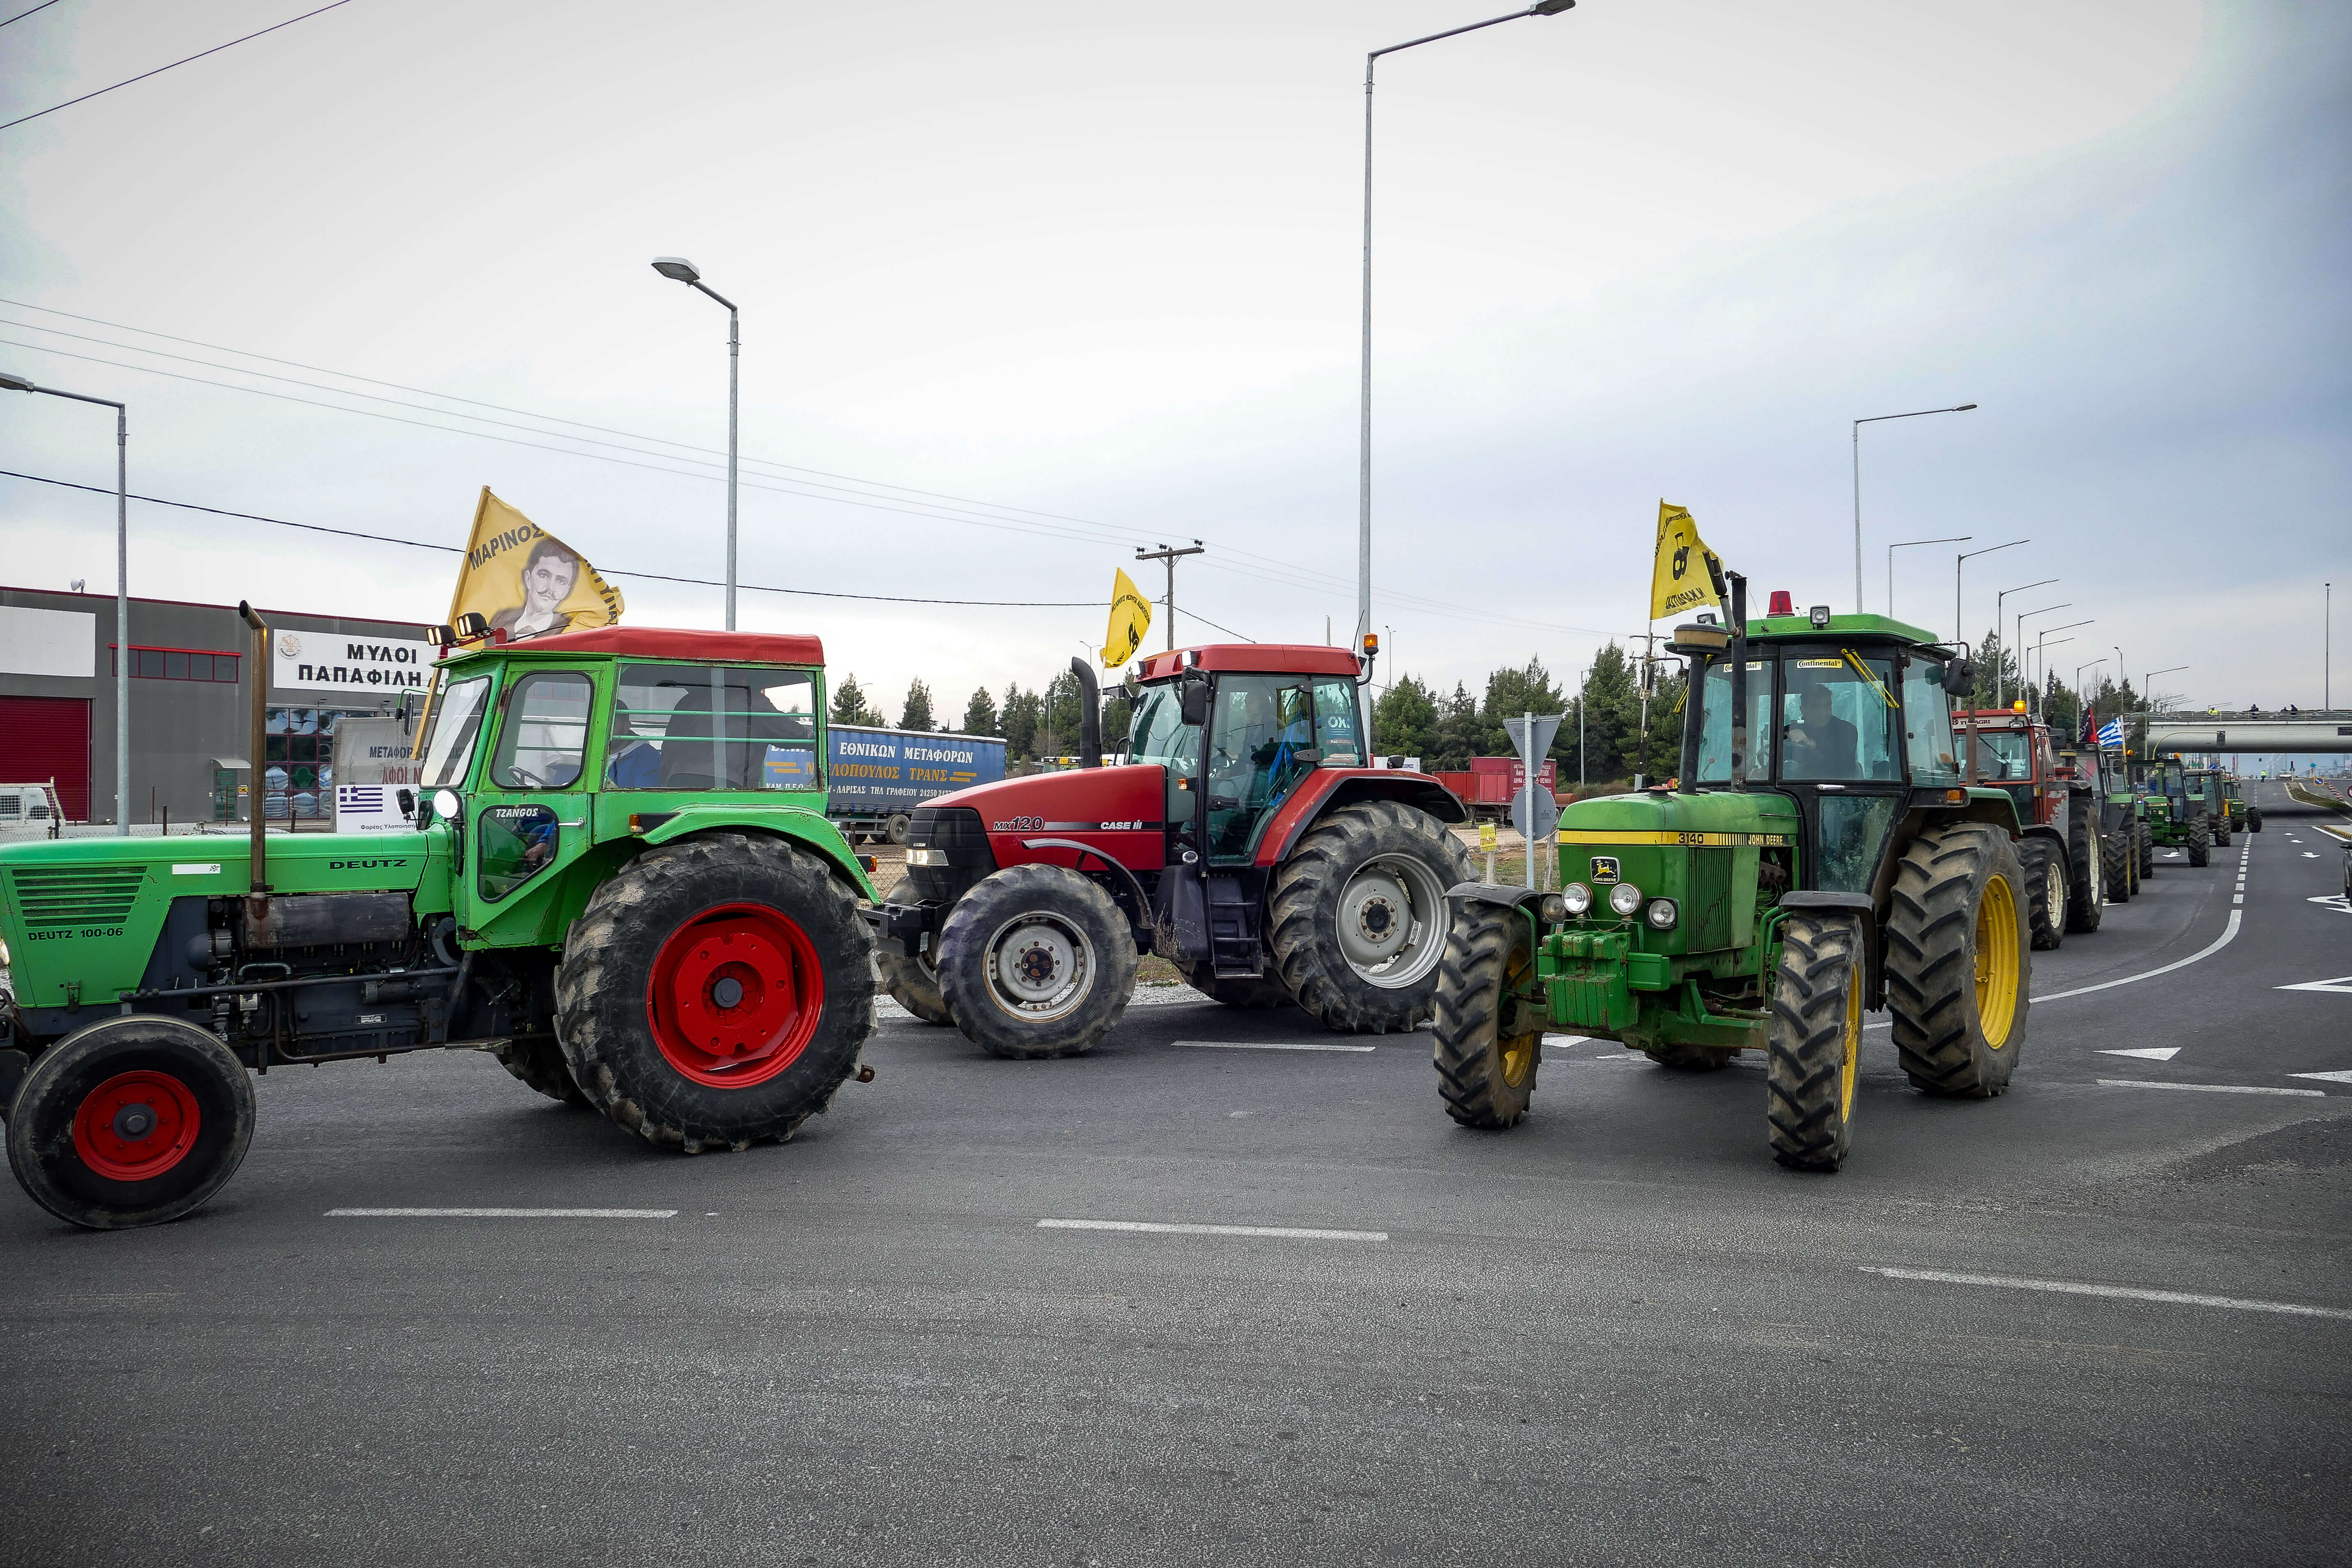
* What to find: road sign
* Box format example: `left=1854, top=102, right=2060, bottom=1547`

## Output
left=1504, top=714, right=1564, bottom=843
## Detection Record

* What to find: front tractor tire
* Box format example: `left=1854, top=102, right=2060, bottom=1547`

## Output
left=555, top=832, right=875, bottom=1153
left=6, top=1016, right=255, bottom=1230
left=1431, top=902, right=1542, bottom=1129
left=875, top=879, right=955, bottom=1027
left=2018, top=836, right=2066, bottom=951
left=2186, top=819, right=2212, bottom=868
left=1885, top=824, right=2031, bottom=1099
left=1268, top=800, right=1476, bottom=1034
left=2065, top=820, right=2105, bottom=933
left=935, top=863, right=1138, bottom=1059
left=2102, top=822, right=2134, bottom=903
left=2137, top=820, right=2155, bottom=877
left=2248, top=807, right=2263, bottom=833
left=1765, top=911, right=1865, bottom=1172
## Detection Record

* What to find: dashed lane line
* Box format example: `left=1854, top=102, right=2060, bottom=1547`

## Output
left=1038, top=1218, right=1387, bottom=1242
left=2095, top=1079, right=2325, bottom=1098
left=1174, top=1040, right=1376, bottom=1053
left=326, top=1207, right=677, bottom=1218
left=1861, top=1266, right=2352, bottom=1322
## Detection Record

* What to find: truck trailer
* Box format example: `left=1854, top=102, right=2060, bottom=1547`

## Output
left=826, top=725, right=1008, bottom=845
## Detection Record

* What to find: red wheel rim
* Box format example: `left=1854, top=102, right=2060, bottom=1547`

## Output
left=645, top=902, right=825, bottom=1088
left=71, top=1070, right=202, bottom=1183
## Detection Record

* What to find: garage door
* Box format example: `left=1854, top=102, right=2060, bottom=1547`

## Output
left=0, top=696, right=92, bottom=820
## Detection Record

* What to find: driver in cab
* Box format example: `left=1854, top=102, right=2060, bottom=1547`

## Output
left=1784, top=682, right=1858, bottom=778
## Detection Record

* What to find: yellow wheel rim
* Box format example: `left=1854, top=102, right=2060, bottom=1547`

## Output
left=1975, top=873, right=2021, bottom=1048
left=1498, top=944, right=1539, bottom=1088
left=1837, top=962, right=1862, bottom=1123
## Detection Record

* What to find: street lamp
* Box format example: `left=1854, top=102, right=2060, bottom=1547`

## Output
left=1356, top=0, right=1577, bottom=749
left=651, top=257, right=741, bottom=631
left=2034, top=619, right=2094, bottom=707
left=1993, top=578, right=2057, bottom=708
left=1956, top=538, right=2027, bottom=648
left=1851, top=402, right=1977, bottom=613
left=2, top=369, right=128, bottom=834
left=2144, top=664, right=2188, bottom=713
left=1886, top=534, right=1968, bottom=621
left=2014, top=601, right=2071, bottom=704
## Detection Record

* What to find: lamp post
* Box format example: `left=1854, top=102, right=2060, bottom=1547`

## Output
left=1886, top=534, right=1968, bottom=621
left=2013, top=601, right=2071, bottom=705
left=1993, top=578, right=2057, bottom=708
left=1357, top=0, right=1577, bottom=750
left=2034, top=619, right=2094, bottom=709
left=650, top=258, right=740, bottom=630
left=2070, top=659, right=2106, bottom=739
left=1956, top=538, right=2027, bottom=648
left=2, top=369, right=128, bottom=834
left=1851, top=402, right=1977, bottom=613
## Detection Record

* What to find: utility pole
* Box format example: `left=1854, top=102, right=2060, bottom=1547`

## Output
left=1135, top=540, right=1204, bottom=652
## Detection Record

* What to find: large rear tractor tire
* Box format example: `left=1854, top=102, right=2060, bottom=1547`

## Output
left=1431, top=902, right=1542, bottom=1129
left=2248, top=807, right=2263, bottom=833
left=2102, top=822, right=2133, bottom=902
left=555, top=832, right=874, bottom=1153
left=1885, top=824, right=2030, bottom=1098
left=493, top=1035, right=592, bottom=1108
left=874, top=879, right=955, bottom=1027
left=2186, top=819, right=2212, bottom=868
left=935, top=863, right=1137, bottom=1059
left=2018, top=836, right=2066, bottom=951
left=2064, top=820, right=2104, bottom=933
left=6, top=1016, right=255, bottom=1230
left=1268, top=799, right=1475, bottom=1034
left=1765, top=911, right=1865, bottom=1172
left=1179, top=962, right=1294, bottom=1009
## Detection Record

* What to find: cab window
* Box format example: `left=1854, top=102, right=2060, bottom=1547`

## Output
left=417, top=675, right=493, bottom=789
left=1205, top=675, right=1317, bottom=861
left=1693, top=656, right=1776, bottom=783
left=1901, top=658, right=1961, bottom=784
left=1311, top=677, right=1362, bottom=765
left=1973, top=730, right=2033, bottom=780
left=1780, top=652, right=1900, bottom=782
left=490, top=672, right=594, bottom=790
left=606, top=664, right=819, bottom=790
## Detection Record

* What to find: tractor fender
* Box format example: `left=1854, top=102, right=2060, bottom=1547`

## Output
left=634, top=805, right=876, bottom=900
left=1255, top=771, right=1469, bottom=868
left=1445, top=881, right=1545, bottom=912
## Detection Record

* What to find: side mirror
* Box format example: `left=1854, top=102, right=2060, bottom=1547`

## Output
left=396, top=787, right=416, bottom=823
left=1941, top=658, right=1975, bottom=696
left=431, top=787, right=463, bottom=822
left=1179, top=677, right=1212, bottom=728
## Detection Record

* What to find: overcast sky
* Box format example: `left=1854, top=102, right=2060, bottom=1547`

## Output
left=3, top=0, right=2346, bottom=719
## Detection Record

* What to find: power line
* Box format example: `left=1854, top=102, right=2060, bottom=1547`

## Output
left=0, top=1, right=356, bottom=132
left=0, top=1, right=65, bottom=29
left=0, top=469, right=1099, bottom=608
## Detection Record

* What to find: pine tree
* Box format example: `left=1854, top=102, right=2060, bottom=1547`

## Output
left=962, top=686, right=1000, bottom=737
left=1000, top=684, right=1040, bottom=760
left=898, top=678, right=937, bottom=732
left=830, top=674, right=883, bottom=727
left=1372, top=675, right=1439, bottom=763
left=1427, top=682, right=1483, bottom=770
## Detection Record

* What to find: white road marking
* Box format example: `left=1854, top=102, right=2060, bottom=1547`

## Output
left=2096, top=1079, right=2325, bottom=1098
left=2304, top=852, right=2320, bottom=859
left=2290, top=1069, right=2352, bottom=1084
left=2277, top=974, right=2352, bottom=995
left=1038, top=1218, right=1386, bottom=1242
left=327, top=1208, right=677, bottom=1218
left=1174, top=1040, right=1376, bottom=1053
left=1861, top=1266, right=2352, bottom=1321
left=2099, top=1046, right=2182, bottom=1061
left=2032, top=910, right=2242, bottom=1004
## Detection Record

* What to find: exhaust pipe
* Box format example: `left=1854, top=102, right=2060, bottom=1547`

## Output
left=238, top=600, right=271, bottom=911
left=1069, top=657, right=1100, bottom=768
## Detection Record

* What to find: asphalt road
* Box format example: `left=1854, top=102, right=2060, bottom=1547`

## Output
left=4, top=781, right=2347, bottom=1567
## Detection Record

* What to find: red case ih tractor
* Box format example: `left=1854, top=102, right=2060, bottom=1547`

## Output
left=1958, top=706, right=2120, bottom=948
left=863, top=646, right=1473, bottom=1057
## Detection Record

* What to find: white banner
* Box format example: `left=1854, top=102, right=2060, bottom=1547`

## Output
left=272, top=631, right=436, bottom=696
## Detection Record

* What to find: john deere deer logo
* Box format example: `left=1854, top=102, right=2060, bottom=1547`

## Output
left=1671, top=544, right=1690, bottom=580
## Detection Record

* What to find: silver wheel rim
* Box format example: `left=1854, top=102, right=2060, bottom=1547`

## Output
left=2047, top=859, right=2066, bottom=928
left=982, top=911, right=1096, bottom=1023
left=1335, top=851, right=1448, bottom=990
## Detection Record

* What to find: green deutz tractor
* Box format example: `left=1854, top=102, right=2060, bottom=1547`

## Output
left=1432, top=589, right=2031, bottom=1172
left=0, top=615, right=879, bottom=1230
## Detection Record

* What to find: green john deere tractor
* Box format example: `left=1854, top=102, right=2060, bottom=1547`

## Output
left=2221, top=772, right=2261, bottom=834
left=0, top=613, right=879, bottom=1230
left=1432, top=586, right=2030, bottom=1173
left=2138, top=758, right=2218, bottom=865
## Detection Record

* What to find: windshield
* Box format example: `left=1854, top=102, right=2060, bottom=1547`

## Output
left=1129, top=684, right=1200, bottom=772
left=419, top=676, right=492, bottom=788
left=1780, top=652, right=1901, bottom=782
left=1901, top=657, right=1960, bottom=784
left=1972, top=729, right=2034, bottom=781
left=1693, top=656, right=1776, bottom=782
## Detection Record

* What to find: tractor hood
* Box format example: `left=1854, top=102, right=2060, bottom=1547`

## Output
left=1557, top=790, right=1800, bottom=843
left=927, top=764, right=1165, bottom=831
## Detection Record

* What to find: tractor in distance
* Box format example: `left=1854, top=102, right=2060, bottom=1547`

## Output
left=2135, top=757, right=2219, bottom=865
left=2220, top=771, right=2262, bottom=834
left=0, top=615, right=881, bottom=1230
left=864, top=645, right=1473, bottom=1057
left=1956, top=701, right=2119, bottom=949
left=1431, top=585, right=2032, bottom=1173
left=2101, top=744, right=2157, bottom=886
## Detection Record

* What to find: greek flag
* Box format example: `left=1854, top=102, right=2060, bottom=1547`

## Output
left=2096, top=718, right=2125, bottom=750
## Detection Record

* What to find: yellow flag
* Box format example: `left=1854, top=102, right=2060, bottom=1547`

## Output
left=1649, top=500, right=1722, bottom=621
left=1101, top=567, right=1153, bottom=665
left=447, top=488, right=624, bottom=641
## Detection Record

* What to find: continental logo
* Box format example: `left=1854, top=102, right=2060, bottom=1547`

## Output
left=329, top=859, right=412, bottom=870
left=1566, top=830, right=1792, bottom=847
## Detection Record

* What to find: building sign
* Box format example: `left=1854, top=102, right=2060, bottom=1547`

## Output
left=272, top=631, right=435, bottom=695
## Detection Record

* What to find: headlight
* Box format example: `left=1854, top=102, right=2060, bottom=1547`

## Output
left=1608, top=882, right=1645, bottom=916
left=0, top=934, right=10, bottom=968
left=1645, top=898, right=1679, bottom=930
left=1560, top=882, right=1592, bottom=916
left=1538, top=893, right=1568, bottom=923
left=905, top=847, right=949, bottom=867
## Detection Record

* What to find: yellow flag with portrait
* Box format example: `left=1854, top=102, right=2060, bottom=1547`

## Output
left=446, top=487, right=624, bottom=642
left=1101, top=567, right=1153, bottom=665
left=1649, top=500, right=1722, bottom=621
